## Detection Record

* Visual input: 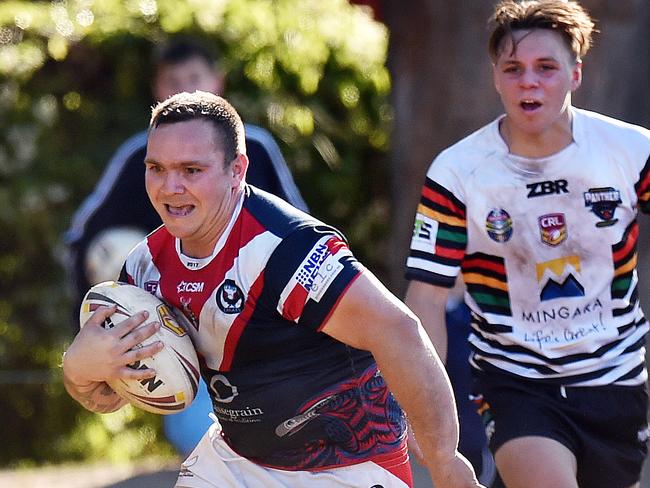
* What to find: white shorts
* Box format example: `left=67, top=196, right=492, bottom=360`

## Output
left=174, top=422, right=410, bottom=488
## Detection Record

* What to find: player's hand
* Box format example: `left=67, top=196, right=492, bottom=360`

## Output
left=428, top=450, right=486, bottom=488
left=63, top=305, right=163, bottom=386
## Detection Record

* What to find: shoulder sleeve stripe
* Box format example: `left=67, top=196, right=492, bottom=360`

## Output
left=462, top=255, right=507, bottom=276
left=417, top=204, right=465, bottom=227
left=635, top=154, right=650, bottom=205
left=434, top=245, right=465, bottom=260
left=281, top=279, right=309, bottom=323
left=436, top=226, right=468, bottom=246
left=612, top=221, right=638, bottom=261
left=405, top=257, right=457, bottom=277
left=614, top=254, right=637, bottom=278
left=463, top=272, right=508, bottom=291
left=421, top=178, right=466, bottom=217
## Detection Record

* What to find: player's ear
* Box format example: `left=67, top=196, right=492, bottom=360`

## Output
left=230, top=154, right=248, bottom=186
left=570, top=60, right=583, bottom=92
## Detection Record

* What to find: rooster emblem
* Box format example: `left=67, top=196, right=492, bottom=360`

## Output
left=216, top=279, right=244, bottom=314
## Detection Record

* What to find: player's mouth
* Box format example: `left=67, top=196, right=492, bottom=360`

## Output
left=165, top=204, right=195, bottom=216
left=520, top=99, right=542, bottom=111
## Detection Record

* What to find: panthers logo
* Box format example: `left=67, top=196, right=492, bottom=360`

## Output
left=216, top=279, right=245, bottom=314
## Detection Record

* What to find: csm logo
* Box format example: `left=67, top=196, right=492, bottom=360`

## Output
left=526, top=179, right=569, bottom=198
left=177, top=281, right=204, bottom=293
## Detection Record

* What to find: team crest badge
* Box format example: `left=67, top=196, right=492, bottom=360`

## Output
left=216, top=279, right=245, bottom=314
left=485, top=208, right=513, bottom=243
left=583, top=187, right=621, bottom=227
left=144, top=281, right=159, bottom=294
left=538, top=213, right=567, bottom=246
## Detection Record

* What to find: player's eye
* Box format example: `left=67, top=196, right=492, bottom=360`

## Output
left=185, top=167, right=201, bottom=175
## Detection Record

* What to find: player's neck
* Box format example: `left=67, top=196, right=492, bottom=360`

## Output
left=500, top=111, right=574, bottom=159
left=180, top=186, right=244, bottom=259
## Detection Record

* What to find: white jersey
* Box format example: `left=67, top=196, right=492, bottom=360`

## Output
left=406, top=108, right=650, bottom=386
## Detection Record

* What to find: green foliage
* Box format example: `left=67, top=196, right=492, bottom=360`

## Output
left=0, top=0, right=390, bottom=467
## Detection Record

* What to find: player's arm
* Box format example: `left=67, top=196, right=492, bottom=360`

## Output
left=405, top=280, right=450, bottom=362
left=62, top=305, right=163, bottom=413
left=321, top=270, right=482, bottom=488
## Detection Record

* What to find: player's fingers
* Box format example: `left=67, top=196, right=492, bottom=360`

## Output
left=120, top=321, right=160, bottom=351
left=124, top=340, right=164, bottom=364
left=112, top=311, right=149, bottom=337
left=84, top=305, right=117, bottom=328
left=119, top=363, right=158, bottom=381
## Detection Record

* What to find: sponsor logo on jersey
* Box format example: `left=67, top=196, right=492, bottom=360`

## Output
left=275, top=394, right=339, bottom=437
left=538, top=213, right=567, bottom=246
left=279, top=236, right=351, bottom=321
left=144, top=281, right=159, bottom=293
left=584, top=187, right=621, bottom=227
left=295, top=237, right=346, bottom=302
left=521, top=299, right=602, bottom=324
left=216, top=279, right=245, bottom=314
left=176, top=281, right=205, bottom=293
left=485, top=208, right=513, bottom=243
left=213, top=405, right=264, bottom=424
left=412, top=217, right=435, bottom=244
left=535, top=256, right=585, bottom=301
left=209, top=374, right=238, bottom=403
left=526, top=179, right=569, bottom=198
left=180, top=297, right=199, bottom=331
left=296, top=241, right=330, bottom=291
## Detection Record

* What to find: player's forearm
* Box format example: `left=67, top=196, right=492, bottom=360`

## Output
left=415, top=306, right=448, bottom=363
left=373, top=319, right=460, bottom=468
left=404, top=282, right=449, bottom=363
left=62, top=368, right=126, bottom=413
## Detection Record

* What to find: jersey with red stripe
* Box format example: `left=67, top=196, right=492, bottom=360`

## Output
left=406, top=108, right=650, bottom=386
left=121, top=186, right=407, bottom=470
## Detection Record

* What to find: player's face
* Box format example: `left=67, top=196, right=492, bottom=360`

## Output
left=144, top=119, right=247, bottom=258
left=153, top=57, right=224, bottom=101
left=492, top=29, right=582, bottom=142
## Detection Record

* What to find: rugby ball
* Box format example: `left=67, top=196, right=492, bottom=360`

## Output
left=79, top=281, right=201, bottom=415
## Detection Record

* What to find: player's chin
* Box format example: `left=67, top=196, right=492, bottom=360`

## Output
left=162, top=224, right=192, bottom=239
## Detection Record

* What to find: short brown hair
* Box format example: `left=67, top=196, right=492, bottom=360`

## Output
left=488, top=0, right=596, bottom=63
left=149, top=91, right=246, bottom=164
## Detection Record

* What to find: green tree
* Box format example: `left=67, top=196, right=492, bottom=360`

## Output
left=0, top=0, right=390, bottom=466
